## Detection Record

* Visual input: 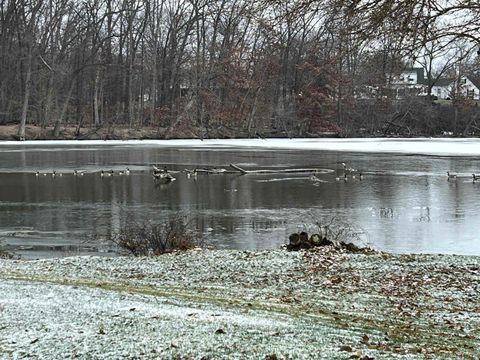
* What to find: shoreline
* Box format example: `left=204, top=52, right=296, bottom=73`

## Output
left=0, top=124, right=339, bottom=142
left=3, top=135, right=480, bottom=158
left=1, top=247, right=479, bottom=358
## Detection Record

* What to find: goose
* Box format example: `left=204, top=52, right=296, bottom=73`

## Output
left=101, top=170, right=105, bottom=178
left=185, top=169, right=197, bottom=178
left=447, top=171, right=457, bottom=180
left=473, top=173, right=479, bottom=183
left=342, top=162, right=356, bottom=175
left=119, top=168, right=130, bottom=176
left=35, top=171, right=39, bottom=177
left=153, top=172, right=176, bottom=183
left=309, top=174, right=321, bottom=182
left=73, top=170, right=85, bottom=176
left=358, top=172, right=364, bottom=181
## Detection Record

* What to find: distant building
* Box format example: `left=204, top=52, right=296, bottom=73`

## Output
left=454, top=75, right=480, bottom=100
left=390, top=68, right=427, bottom=98
left=390, top=68, right=480, bottom=100
left=431, top=78, right=453, bottom=99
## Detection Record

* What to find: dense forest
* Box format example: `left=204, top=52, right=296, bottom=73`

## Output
left=1, top=0, right=480, bottom=139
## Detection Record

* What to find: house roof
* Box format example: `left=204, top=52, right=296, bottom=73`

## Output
left=402, top=68, right=425, bottom=84
left=467, top=76, right=480, bottom=89
left=432, top=78, right=453, bottom=87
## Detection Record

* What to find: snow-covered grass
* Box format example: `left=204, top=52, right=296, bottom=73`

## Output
left=1, top=248, right=479, bottom=358
left=2, top=137, right=480, bottom=156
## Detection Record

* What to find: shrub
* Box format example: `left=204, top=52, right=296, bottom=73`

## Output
left=111, top=214, right=202, bottom=256
left=287, top=215, right=374, bottom=253
left=313, top=215, right=364, bottom=244
left=0, top=241, right=13, bottom=259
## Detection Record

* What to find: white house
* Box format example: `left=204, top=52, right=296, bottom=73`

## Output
left=431, top=78, right=453, bottom=99
left=390, top=68, right=427, bottom=98
left=430, top=76, right=480, bottom=100
left=390, top=68, right=480, bottom=100
left=455, top=76, right=480, bottom=100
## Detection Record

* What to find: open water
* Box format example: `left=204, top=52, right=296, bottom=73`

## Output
left=1, top=140, right=479, bottom=257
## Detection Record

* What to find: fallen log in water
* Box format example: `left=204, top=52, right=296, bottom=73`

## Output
left=229, top=164, right=334, bottom=175
left=194, top=168, right=237, bottom=174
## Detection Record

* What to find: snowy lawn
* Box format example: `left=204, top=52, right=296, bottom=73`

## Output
left=1, top=248, right=479, bottom=359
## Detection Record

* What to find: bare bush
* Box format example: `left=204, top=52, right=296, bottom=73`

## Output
left=110, top=214, right=202, bottom=256
left=313, top=216, right=364, bottom=244
left=0, top=241, right=13, bottom=259
left=286, top=214, right=374, bottom=253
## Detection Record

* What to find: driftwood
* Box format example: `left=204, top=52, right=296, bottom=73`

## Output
left=179, top=164, right=333, bottom=176
left=230, top=164, right=333, bottom=175
left=194, top=168, right=237, bottom=174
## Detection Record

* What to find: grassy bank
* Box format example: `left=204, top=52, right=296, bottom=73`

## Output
left=1, top=248, right=479, bottom=358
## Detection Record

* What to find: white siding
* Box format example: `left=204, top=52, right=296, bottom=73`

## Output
left=431, top=85, right=451, bottom=99
left=459, top=77, right=480, bottom=100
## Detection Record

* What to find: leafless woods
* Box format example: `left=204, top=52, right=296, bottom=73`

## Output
left=1, top=0, right=480, bottom=139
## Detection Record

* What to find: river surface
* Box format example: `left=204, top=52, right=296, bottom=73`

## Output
left=1, top=139, right=480, bottom=258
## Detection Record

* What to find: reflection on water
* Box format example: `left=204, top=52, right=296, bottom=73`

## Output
left=1, top=143, right=480, bottom=257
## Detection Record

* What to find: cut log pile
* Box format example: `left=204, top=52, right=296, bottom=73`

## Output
left=286, top=231, right=333, bottom=251
left=285, top=231, right=371, bottom=253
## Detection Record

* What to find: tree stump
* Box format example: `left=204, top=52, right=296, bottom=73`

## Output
left=289, top=233, right=300, bottom=246
left=286, top=232, right=333, bottom=251
left=299, top=232, right=309, bottom=247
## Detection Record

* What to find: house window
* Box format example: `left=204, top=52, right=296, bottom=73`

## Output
left=467, top=89, right=475, bottom=99
left=461, top=78, right=467, bottom=84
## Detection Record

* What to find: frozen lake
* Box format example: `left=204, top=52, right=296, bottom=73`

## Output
left=1, top=138, right=480, bottom=257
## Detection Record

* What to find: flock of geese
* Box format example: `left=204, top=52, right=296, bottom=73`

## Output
left=33, top=164, right=478, bottom=184
left=35, top=168, right=131, bottom=178
left=310, top=162, right=363, bottom=183
left=34, top=166, right=177, bottom=184
left=447, top=171, right=480, bottom=183
left=34, top=163, right=359, bottom=184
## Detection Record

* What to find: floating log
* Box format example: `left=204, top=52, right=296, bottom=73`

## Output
left=229, top=164, right=333, bottom=175
left=152, top=165, right=180, bottom=175
left=193, top=168, right=237, bottom=175
left=230, top=164, right=248, bottom=174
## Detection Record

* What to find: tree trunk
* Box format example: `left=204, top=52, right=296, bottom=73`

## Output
left=18, top=49, right=33, bottom=140
left=247, top=87, right=261, bottom=136
left=53, top=80, right=75, bottom=137
left=94, top=69, right=101, bottom=127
